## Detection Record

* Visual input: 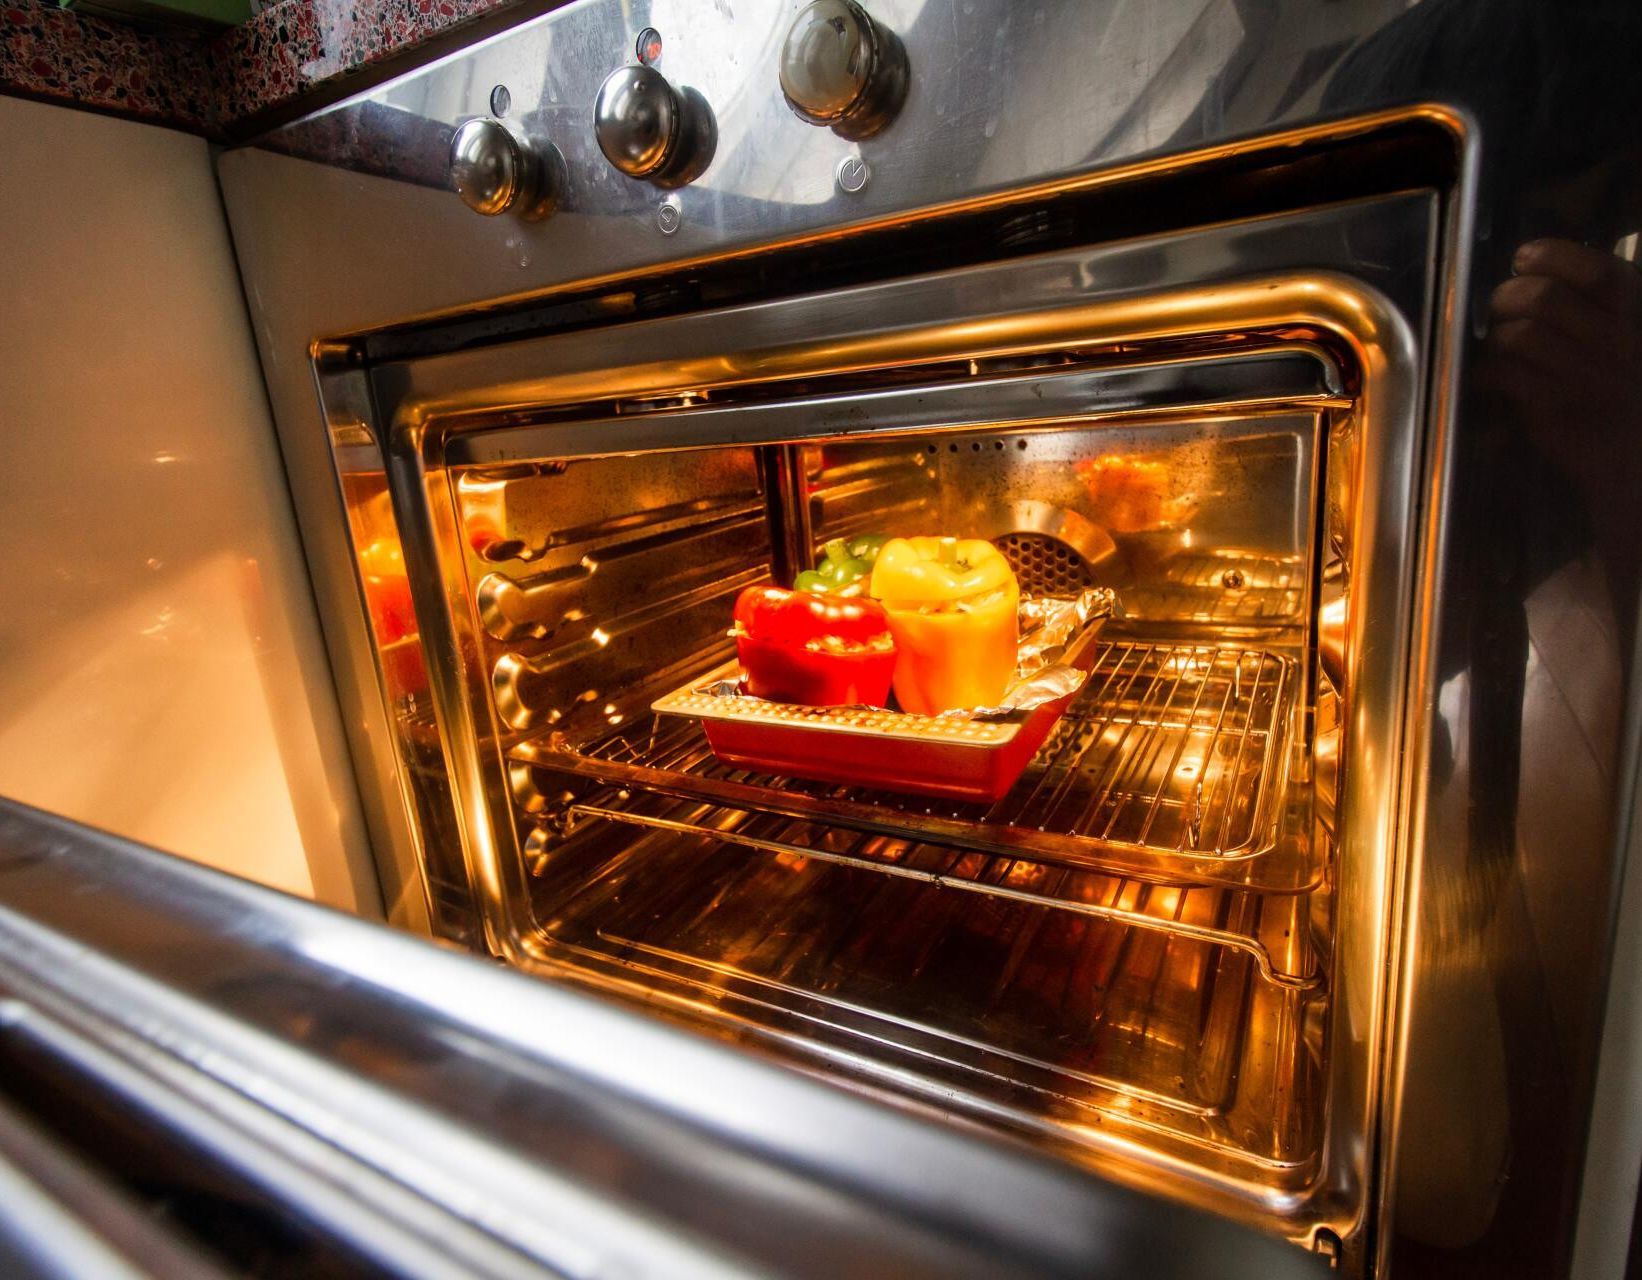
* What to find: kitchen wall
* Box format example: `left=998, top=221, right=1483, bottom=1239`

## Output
left=0, top=93, right=379, bottom=913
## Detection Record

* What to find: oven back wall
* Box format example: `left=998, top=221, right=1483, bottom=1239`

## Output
left=0, top=95, right=376, bottom=912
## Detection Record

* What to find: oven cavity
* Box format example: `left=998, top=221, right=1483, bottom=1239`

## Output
left=418, top=395, right=1341, bottom=1209
left=342, top=217, right=1427, bottom=1257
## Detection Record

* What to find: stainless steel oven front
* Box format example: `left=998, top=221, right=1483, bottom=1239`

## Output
left=218, top=1, right=1642, bottom=1276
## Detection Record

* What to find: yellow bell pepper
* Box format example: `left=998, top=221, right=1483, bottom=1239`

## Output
left=868, top=537, right=1020, bottom=714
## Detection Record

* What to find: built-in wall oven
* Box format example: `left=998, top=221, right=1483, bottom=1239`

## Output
left=218, top=2, right=1642, bottom=1275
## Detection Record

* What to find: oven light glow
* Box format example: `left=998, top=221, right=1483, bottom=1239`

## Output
left=1181, top=529, right=1193, bottom=548
left=591, top=627, right=611, bottom=647
left=138, top=606, right=176, bottom=637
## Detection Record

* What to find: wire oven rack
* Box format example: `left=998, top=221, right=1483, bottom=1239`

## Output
left=543, top=787, right=1319, bottom=990
left=524, top=790, right=1325, bottom=1169
left=511, top=639, right=1314, bottom=892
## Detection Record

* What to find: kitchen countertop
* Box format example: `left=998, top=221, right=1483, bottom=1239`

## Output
left=1, top=0, right=555, bottom=136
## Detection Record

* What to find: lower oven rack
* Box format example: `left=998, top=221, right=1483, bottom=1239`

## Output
left=516, top=788, right=1326, bottom=1189
left=547, top=787, right=1319, bottom=990
left=511, top=639, right=1315, bottom=892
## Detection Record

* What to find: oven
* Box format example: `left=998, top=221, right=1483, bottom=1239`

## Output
left=216, top=2, right=1642, bottom=1276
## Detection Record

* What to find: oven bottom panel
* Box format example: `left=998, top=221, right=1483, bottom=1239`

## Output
left=518, top=802, right=1328, bottom=1214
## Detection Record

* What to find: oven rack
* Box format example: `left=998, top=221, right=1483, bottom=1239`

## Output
left=511, top=640, right=1314, bottom=891
left=539, top=786, right=1319, bottom=991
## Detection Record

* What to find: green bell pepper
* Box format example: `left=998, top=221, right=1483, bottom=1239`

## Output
left=793, top=533, right=889, bottom=595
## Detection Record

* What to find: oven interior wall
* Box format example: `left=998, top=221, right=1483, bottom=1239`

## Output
left=804, top=419, right=1315, bottom=629
left=468, top=447, right=773, bottom=744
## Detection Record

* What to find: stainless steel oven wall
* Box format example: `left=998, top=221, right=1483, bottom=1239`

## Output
left=216, top=2, right=1642, bottom=1276
left=800, top=417, right=1317, bottom=628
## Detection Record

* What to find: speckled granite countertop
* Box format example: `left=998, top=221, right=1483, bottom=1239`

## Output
left=2, top=0, right=549, bottom=135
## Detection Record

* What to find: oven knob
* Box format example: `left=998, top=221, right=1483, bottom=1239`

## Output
left=449, top=117, right=563, bottom=219
left=779, top=0, right=909, bottom=140
left=593, top=64, right=716, bottom=188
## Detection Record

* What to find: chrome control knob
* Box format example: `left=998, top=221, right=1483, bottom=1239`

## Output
left=449, top=117, right=562, bottom=219
left=593, top=64, right=716, bottom=188
left=779, top=0, right=909, bottom=140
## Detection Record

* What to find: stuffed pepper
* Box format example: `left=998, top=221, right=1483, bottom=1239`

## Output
left=732, top=585, right=897, bottom=707
left=869, top=537, right=1020, bottom=714
left=793, top=533, right=888, bottom=596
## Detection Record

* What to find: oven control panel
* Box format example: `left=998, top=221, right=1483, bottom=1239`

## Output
left=580, top=0, right=904, bottom=193
left=433, top=0, right=916, bottom=222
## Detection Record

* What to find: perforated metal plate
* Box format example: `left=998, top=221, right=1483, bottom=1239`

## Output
left=994, top=531, right=1095, bottom=596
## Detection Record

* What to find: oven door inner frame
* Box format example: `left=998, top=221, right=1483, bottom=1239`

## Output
left=323, top=189, right=1443, bottom=1256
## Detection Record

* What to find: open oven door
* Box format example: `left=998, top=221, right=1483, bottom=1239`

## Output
left=0, top=797, right=1323, bottom=1279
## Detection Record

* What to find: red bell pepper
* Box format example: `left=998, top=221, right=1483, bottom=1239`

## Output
left=732, top=585, right=897, bottom=707
left=358, top=537, right=427, bottom=697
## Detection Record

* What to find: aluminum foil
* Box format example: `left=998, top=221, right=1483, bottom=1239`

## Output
left=1013, top=587, right=1119, bottom=677
left=697, top=588, right=1119, bottom=720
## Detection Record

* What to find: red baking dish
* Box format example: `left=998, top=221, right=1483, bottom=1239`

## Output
left=651, top=599, right=1107, bottom=803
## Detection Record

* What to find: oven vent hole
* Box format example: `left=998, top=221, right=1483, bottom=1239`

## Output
left=993, top=532, right=1095, bottom=596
